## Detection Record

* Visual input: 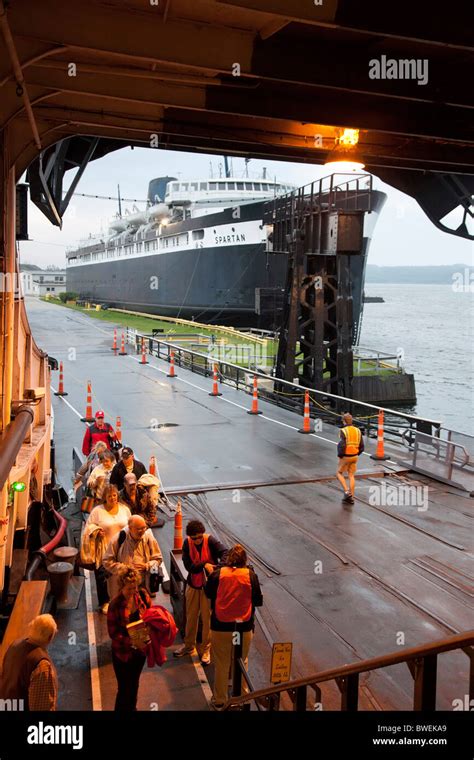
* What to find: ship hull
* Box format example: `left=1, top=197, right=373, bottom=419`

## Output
left=67, top=242, right=288, bottom=326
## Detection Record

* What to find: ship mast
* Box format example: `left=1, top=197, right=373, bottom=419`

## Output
left=117, top=184, right=122, bottom=217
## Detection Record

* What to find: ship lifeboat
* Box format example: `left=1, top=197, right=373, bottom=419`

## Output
left=124, top=205, right=147, bottom=228
left=108, top=217, right=127, bottom=233
left=148, top=203, right=170, bottom=222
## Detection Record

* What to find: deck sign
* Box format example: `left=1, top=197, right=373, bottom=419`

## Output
left=270, top=642, right=292, bottom=684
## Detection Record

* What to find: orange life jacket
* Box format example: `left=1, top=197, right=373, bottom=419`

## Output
left=341, top=425, right=361, bottom=456
left=215, top=567, right=252, bottom=623
left=188, top=533, right=212, bottom=588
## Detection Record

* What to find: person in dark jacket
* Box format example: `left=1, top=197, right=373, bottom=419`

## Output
left=0, top=614, right=58, bottom=711
left=119, top=472, right=138, bottom=511
left=173, top=520, right=227, bottom=665
left=205, top=544, right=262, bottom=710
left=82, top=410, right=117, bottom=456
left=110, top=447, right=147, bottom=492
left=336, top=413, right=365, bottom=504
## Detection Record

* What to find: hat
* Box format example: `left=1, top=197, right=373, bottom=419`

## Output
left=124, top=472, right=137, bottom=485
left=137, top=473, right=161, bottom=489
left=95, top=410, right=105, bottom=418
left=121, top=447, right=134, bottom=458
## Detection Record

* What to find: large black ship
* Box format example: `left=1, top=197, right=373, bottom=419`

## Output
left=66, top=173, right=386, bottom=336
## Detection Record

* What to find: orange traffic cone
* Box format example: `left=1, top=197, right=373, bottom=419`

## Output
left=54, top=361, right=68, bottom=396
left=167, top=351, right=177, bottom=378
left=298, top=391, right=312, bottom=434
left=247, top=374, right=262, bottom=415
left=111, top=328, right=117, bottom=352
left=371, top=410, right=390, bottom=460
left=173, top=500, right=183, bottom=550
left=209, top=363, right=222, bottom=397
left=140, top=336, right=149, bottom=365
left=81, top=381, right=95, bottom=422
left=149, top=455, right=157, bottom=475
left=118, top=331, right=127, bottom=356
left=115, top=416, right=122, bottom=444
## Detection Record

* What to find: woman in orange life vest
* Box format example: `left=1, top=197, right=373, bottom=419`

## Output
left=336, top=412, right=364, bottom=504
left=204, top=544, right=263, bottom=710
left=173, top=520, right=227, bottom=665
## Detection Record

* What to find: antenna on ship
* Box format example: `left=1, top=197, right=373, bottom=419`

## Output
left=245, top=158, right=251, bottom=177
left=117, top=184, right=122, bottom=218
left=224, top=156, right=231, bottom=178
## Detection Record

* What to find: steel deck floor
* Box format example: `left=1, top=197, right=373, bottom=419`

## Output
left=28, top=298, right=473, bottom=710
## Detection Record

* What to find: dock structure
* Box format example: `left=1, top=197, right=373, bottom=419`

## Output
left=26, top=298, right=472, bottom=712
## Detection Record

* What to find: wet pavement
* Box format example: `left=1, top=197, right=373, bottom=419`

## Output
left=27, top=297, right=473, bottom=710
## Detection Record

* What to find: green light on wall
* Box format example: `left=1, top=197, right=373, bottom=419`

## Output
left=11, top=481, right=26, bottom=493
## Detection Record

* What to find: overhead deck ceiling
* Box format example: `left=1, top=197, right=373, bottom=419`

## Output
left=1, top=0, right=473, bottom=235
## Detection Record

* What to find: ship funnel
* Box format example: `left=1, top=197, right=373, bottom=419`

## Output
left=147, top=177, right=177, bottom=204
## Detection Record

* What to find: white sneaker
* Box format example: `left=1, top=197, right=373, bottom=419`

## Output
left=200, top=652, right=211, bottom=666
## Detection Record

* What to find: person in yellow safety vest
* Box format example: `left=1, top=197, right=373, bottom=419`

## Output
left=204, top=544, right=263, bottom=711
left=336, top=412, right=364, bottom=504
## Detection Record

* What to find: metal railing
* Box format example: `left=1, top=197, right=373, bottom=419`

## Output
left=401, top=429, right=474, bottom=492
left=127, top=330, right=442, bottom=444
left=226, top=630, right=474, bottom=711
left=354, top=346, right=404, bottom=374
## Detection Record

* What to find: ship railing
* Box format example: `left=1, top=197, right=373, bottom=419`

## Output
left=224, top=629, right=474, bottom=711
left=128, top=331, right=443, bottom=446
left=263, top=172, right=373, bottom=229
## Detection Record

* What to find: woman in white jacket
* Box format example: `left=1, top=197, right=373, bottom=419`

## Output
left=82, top=484, right=131, bottom=614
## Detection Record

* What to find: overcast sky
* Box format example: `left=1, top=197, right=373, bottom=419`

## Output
left=19, top=147, right=473, bottom=269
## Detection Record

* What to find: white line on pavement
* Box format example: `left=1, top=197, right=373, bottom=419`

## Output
left=83, top=568, right=103, bottom=711
left=50, top=386, right=86, bottom=420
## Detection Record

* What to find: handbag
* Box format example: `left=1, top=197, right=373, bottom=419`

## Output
left=108, top=433, right=121, bottom=452
left=149, top=564, right=164, bottom=593
left=78, top=537, right=97, bottom=570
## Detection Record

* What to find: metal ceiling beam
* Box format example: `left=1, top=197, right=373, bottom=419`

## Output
left=218, top=0, right=474, bottom=50
left=29, top=104, right=474, bottom=175
left=27, top=135, right=99, bottom=226
left=7, top=0, right=254, bottom=74
left=21, top=68, right=474, bottom=144
left=28, top=91, right=474, bottom=167
left=9, top=1, right=473, bottom=108
left=0, top=0, right=41, bottom=150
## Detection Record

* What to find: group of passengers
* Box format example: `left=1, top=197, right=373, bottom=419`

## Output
left=75, top=410, right=164, bottom=615
left=75, top=410, right=263, bottom=712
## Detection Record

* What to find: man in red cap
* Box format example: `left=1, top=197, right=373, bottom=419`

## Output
left=82, top=411, right=118, bottom=456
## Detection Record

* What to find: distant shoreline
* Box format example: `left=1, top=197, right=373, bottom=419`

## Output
left=366, top=264, right=472, bottom=285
